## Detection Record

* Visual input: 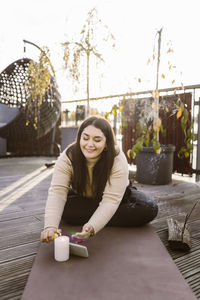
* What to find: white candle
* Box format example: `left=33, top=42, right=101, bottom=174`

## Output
left=54, top=235, right=70, bottom=262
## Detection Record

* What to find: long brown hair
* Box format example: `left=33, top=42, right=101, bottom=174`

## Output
left=66, top=116, right=117, bottom=200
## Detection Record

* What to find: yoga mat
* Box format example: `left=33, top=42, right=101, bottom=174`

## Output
left=22, top=225, right=196, bottom=300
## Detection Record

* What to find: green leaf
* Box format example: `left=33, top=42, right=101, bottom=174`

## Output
left=184, top=152, right=190, bottom=158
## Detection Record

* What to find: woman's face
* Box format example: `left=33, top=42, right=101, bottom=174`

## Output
left=80, top=125, right=107, bottom=159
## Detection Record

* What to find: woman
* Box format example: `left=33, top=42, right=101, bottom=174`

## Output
left=41, top=116, right=158, bottom=242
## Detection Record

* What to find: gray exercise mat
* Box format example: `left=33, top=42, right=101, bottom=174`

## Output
left=22, top=225, right=196, bottom=300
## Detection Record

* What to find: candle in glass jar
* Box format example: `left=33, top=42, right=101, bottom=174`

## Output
left=54, top=235, right=70, bottom=262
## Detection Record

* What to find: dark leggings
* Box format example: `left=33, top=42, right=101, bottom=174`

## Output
left=62, top=184, right=158, bottom=227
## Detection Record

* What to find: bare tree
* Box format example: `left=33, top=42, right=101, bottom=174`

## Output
left=62, top=8, right=115, bottom=116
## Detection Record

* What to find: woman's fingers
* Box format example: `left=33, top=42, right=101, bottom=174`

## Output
left=40, top=227, right=61, bottom=243
left=82, top=223, right=94, bottom=236
left=74, top=231, right=90, bottom=239
left=73, top=224, right=94, bottom=240
left=57, top=228, right=62, bottom=235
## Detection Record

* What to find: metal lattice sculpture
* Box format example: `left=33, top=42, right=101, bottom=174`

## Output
left=0, top=58, right=61, bottom=141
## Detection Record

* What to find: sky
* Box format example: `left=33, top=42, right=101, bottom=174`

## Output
left=1, top=0, right=200, bottom=111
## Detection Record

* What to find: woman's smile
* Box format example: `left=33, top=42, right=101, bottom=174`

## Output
left=85, top=148, right=95, bottom=152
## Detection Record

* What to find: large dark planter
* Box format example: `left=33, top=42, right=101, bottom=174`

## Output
left=136, top=145, right=175, bottom=185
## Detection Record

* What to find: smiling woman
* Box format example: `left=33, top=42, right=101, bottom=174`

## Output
left=40, top=115, right=158, bottom=244
left=80, top=125, right=107, bottom=159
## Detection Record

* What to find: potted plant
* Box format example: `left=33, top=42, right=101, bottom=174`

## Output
left=126, top=93, right=195, bottom=184
left=126, top=29, right=196, bottom=184
left=105, top=29, right=196, bottom=185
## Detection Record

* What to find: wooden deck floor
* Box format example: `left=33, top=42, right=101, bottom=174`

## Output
left=0, top=157, right=200, bottom=299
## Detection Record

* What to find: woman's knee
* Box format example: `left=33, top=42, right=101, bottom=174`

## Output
left=133, top=190, right=158, bottom=224
left=119, top=189, right=158, bottom=226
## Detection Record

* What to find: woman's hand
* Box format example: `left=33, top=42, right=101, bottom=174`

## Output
left=40, top=227, right=62, bottom=243
left=73, top=223, right=94, bottom=240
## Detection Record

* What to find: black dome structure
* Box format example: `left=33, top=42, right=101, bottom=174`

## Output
left=0, top=57, right=61, bottom=141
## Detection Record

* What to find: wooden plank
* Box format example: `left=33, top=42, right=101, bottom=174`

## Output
left=0, top=209, right=44, bottom=221
left=0, top=228, right=41, bottom=250
left=35, top=214, right=45, bottom=221
left=0, top=219, right=43, bottom=238
left=187, top=272, right=200, bottom=284
left=186, top=273, right=200, bottom=299
left=0, top=273, right=29, bottom=300
left=0, top=216, right=37, bottom=228
left=0, top=204, right=23, bottom=214
left=0, top=257, right=34, bottom=300
left=1, top=291, right=23, bottom=300
left=0, top=255, right=34, bottom=280
left=0, top=241, right=39, bottom=264
left=175, top=251, right=200, bottom=273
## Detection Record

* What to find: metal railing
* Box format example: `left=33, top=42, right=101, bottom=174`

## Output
left=61, top=84, right=200, bottom=181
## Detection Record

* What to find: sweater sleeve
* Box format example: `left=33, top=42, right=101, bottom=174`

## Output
left=87, top=150, right=129, bottom=234
left=44, top=150, right=72, bottom=229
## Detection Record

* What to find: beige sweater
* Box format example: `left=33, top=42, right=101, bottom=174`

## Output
left=44, top=148, right=129, bottom=234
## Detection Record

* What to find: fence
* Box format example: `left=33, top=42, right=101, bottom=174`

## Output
left=62, top=84, right=200, bottom=180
